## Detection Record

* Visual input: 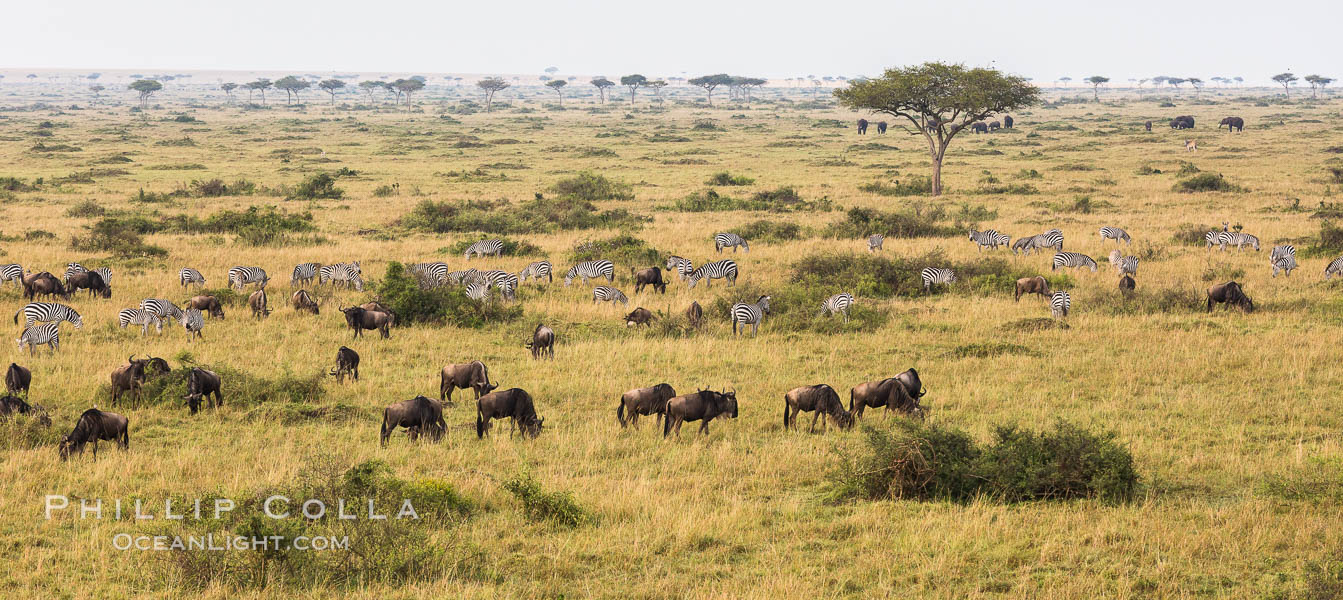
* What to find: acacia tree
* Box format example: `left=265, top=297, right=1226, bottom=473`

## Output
left=688, top=73, right=731, bottom=105
left=545, top=79, right=567, bottom=105
left=1272, top=72, right=1297, bottom=97
left=393, top=78, right=425, bottom=106
left=739, top=77, right=766, bottom=102
left=1304, top=74, right=1334, bottom=99
left=319, top=79, right=345, bottom=104
left=358, top=80, right=384, bottom=104
left=220, top=82, right=238, bottom=103
left=1187, top=77, right=1204, bottom=97
left=590, top=77, right=614, bottom=103
left=274, top=75, right=311, bottom=104
left=835, top=62, right=1039, bottom=196
left=477, top=77, right=510, bottom=112
left=1086, top=75, right=1109, bottom=101
left=245, top=78, right=272, bottom=104
left=620, top=74, right=647, bottom=104
left=89, top=84, right=104, bottom=100
left=128, top=79, right=163, bottom=108
left=645, top=80, right=667, bottom=101
left=1058, top=76, right=1072, bottom=87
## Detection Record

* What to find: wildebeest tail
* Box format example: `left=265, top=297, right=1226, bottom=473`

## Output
left=663, top=407, right=672, bottom=437
left=783, top=396, right=789, bottom=429
left=616, top=400, right=625, bottom=427
left=848, top=389, right=855, bottom=412
left=379, top=409, right=390, bottom=446
left=476, top=409, right=485, bottom=439
left=120, top=427, right=130, bottom=449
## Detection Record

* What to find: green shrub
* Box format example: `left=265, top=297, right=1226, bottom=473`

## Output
left=288, top=173, right=344, bottom=200
left=91, top=362, right=324, bottom=408
left=183, top=178, right=255, bottom=197
left=444, top=236, right=543, bottom=257
left=501, top=471, right=592, bottom=528
left=859, top=177, right=933, bottom=197
left=401, top=196, right=646, bottom=234
left=823, top=206, right=963, bottom=240
left=1176, top=161, right=1201, bottom=176
left=568, top=234, right=664, bottom=267
left=1257, top=458, right=1343, bottom=504
left=376, top=262, right=521, bottom=327
left=706, top=171, right=754, bottom=186
left=69, top=218, right=167, bottom=258
left=1173, top=173, right=1244, bottom=193
left=791, top=251, right=1059, bottom=299
left=1301, top=220, right=1343, bottom=258
left=729, top=219, right=808, bottom=243
left=64, top=199, right=105, bottom=218
left=548, top=171, right=633, bottom=201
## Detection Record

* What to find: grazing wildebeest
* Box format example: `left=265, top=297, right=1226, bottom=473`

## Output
left=876, top=121, right=888, bottom=134
left=380, top=395, right=446, bottom=446
left=617, top=383, right=676, bottom=428
left=685, top=301, right=703, bottom=327
left=182, top=367, right=222, bottom=414
left=110, top=355, right=151, bottom=406
left=340, top=306, right=393, bottom=339
left=1004, top=115, right=1014, bottom=129
left=0, top=394, right=48, bottom=425
left=23, top=272, right=68, bottom=301
left=849, top=368, right=926, bottom=419
left=146, top=357, right=171, bottom=378
left=526, top=324, right=554, bottom=360
left=624, top=307, right=655, bottom=327
left=856, top=118, right=868, bottom=134
left=971, top=121, right=988, bottom=134
left=477, top=388, right=543, bottom=438
left=783, top=384, right=852, bottom=433
left=6, top=363, right=31, bottom=396
left=291, top=289, right=319, bottom=315
left=248, top=290, right=270, bottom=319
left=1119, top=275, right=1136, bottom=295
left=59, top=408, right=129, bottom=461
left=633, top=267, right=667, bottom=294
left=330, top=346, right=359, bottom=384
left=439, top=361, right=496, bottom=405
left=1218, top=116, right=1245, bottom=132
left=186, top=295, right=225, bottom=319
left=1014, top=276, right=1051, bottom=302
left=664, top=388, right=738, bottom=438
left=1207, top=281, right=1253, bottom=312
left=66, top=270, right=111, bottom=299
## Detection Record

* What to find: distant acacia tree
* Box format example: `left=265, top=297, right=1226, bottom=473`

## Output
left=319, top=79, right=346, bottom=104
left=645, top=80, right=667, bottom=101
left=477, top=77, right=510, bottom=112
left=545, top=79, right=567, bottom=105
left=392, top=78, right=425, bottom=105
left=1058, top=76, right=1072, bottom=88
left=128, top=79, right=162, bottom=108
left=620, top=74, right=647, bottom=104
left=1304, top=74, right=1334, bottom=99
left=274, top=75, right=311, bottom=104
left=545, top=66, right=559, bottom=76
left=245, top=78, right=272, bottom=104
left=89, top=84, right=104, bottom=99
left=737, top=77, right=766, bottom=102
left=688, top=73, right=732, bottom=105
left=220, top=82, right=238, bottom=103
left=1086, top=75, right=1109, bottom=101
left=1272, top=72, right=1297, bottom=97
left=358, top=80, right=385, bottom=104
left=835, top=62, right=1039, bottom=196
left=590, top=77, right=614, bottom=103
left=1187, top=77, right=1204, bottom=97
left=1167, top=77, right=1186, bottom=89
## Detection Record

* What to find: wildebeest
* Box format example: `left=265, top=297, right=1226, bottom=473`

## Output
left=1218, top=116, right=1245, bottom=132
left=477, top=388, right=543, bottom=439
left=633, top=267, right=667, bottom=294
left=340, top=306, right=393, bottom=339
left=59, top=408, right=129, bottom=461
left=291, top=289, right=319, bottom=315
left=970, top=121, right=988, bottom=134
left=856, top=118, right=868, bottom=134
left=876, top=121, right=887, bottom=134
left=686, top=301, right=703, bottom=327
left=359, top=300, right=393, bottom=314
left=182, top=367, right=222, bottom=414
left=1170, top=115, right=1195, bottom=129
left=439, top=361, right=496, bottom=405
left=526, top=324, right=554, bottom=359
left=1003, top=115, right=1014, bottom=129
left=330, top=346, right=359, bottom=384
left=248, top=290, right=271, bottom=319
left=380, top=395, right=446, bottom=446
left=146, top=357, right=170, bottom=377
left=6, top=363, right=31, bottom=396
left=783, top=384, right=853, bottom=433
left=624, top=307, right=655, bottom=327
left=1207, top=281, right=1253, bottom=312
left=1119, top=275, right=1136, bottom=295
left=849, top=368, right=926, bottom=419
left=617, top=383, right=676, bottom=428
left=110, top=355, right=151, bottom=406
left=664, top=388, right=738, bottom=437
left=0, top=394, right=48, bottom=425
left=23, top=272, right=68, bottom=300
left=186, top=295, right=225, bottom=319
left=66, top=270, right=111, bottom=299
left=1014, top=276, right=1051, bottom=302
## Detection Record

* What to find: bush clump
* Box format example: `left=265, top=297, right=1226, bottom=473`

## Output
left=376, top=262, right=521, bottom=327
left=730, top=219, right=808, bottom=244
left=791, top=250, right=1062, bottom=299
left=69, top=218, right=168, bottom=258
left=64, top=199, right=105, bottom=218
left=401, top=196, right=646, bottom=234
left=501, top=471, right=592, bottom=528
left=568, top=234, right=664, bottom=267
left=1301, top=220, right=1343, bottom=258
left=1173, top=173, right=1245, bottom=193
left=90, top=363, right=324, bottom=408
left=706, top=171, right=754, bottom=186
left=444, top=236, right=543, bottom=258
left=548, top=172, right=633, bottom=201
left=859, top=176, right=933, bottom=197
left=823, top=206, right=964, bottom=239
left=288, top=173, right=344, bottom=200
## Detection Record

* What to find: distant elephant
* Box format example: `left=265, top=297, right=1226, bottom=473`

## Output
left=1003, top=115, right=1014, bottom=129
left=988, top=121, right=1002, bottom=131
left=1170, top=115, right=1194, bottom=130
left=970, top=121, right=988, bottom=134
left=876, top=121, right=887, bottom=134
left=857, top=119, right=868, bottom=135
left=1218, top=117, right=1244, bottom=132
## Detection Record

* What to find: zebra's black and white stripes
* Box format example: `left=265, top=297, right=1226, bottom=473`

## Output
left=1052, top=252, right=1098, bottom=272
left=63, top=263, right=87, bottom=283
left=464, top=239, right=504, bottom=260
left=1217, top=232, right=1260, bottom=251
left=0, top=264, right=22, bottom=288
left=140, top=298, right=185, bottom=321
left=409, top=262, right=449, bottom=287
left=714, top=233, right=749, bottom=253
left=731, top=295, right=771, bottom=337
left=17, top=322, right=59, bottom=354
left=688, top=260, right=738, bottom=288
left=1099, top=227, right=1131, bottom=244
left=1325, top=256, right=1343, bottom=279
left=1109, top=250, right=1138, bottom=277
left=92, top=267, right=112, bottom=284
left=665, top=256, right=694, bottom=281
left=179, top=267, right=206, bottom=288
left=867, top=234, right=884, bottom=252
left=292, top=262, right=321, bottom=286
left=464, top=280, right=492, bottom=301
left=564, top=260, right=615, bottom=286
left=1051, top=291, right=1071, bottom=318
left=181, top=309, right=204, bottom=340
left=592, top=286, right=629, bottom=306
left=820, top=293, right=855, bottom=321
left=920, top=267, right=955, bottom=292
left=518, top=261, right=552, bottom=284
left=319, top=263, right=363, bottom=291
left=228, top=266, right=269, bottom=290
left=14, top=302, right=83, bottom=329
left=968, top=229, right=1003, bottom=252
left=1271, top=245, right=1297, bottom=277
left=118, top=308, right=163, bottom=335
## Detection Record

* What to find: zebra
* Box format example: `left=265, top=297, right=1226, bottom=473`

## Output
left=447, top=269, right=483, bottom=285
left=920, top=267, right=956, bottom=292
left=1052, top=252, right=1098, bottom=272
left=1109, top=250, right=1138, bottom=277
left=63, top=263, right=87, bottom=284
left=14, top=302, right=83, bottom=329
left=714, top=232, right=749, bottom=253
left=564, top=260, right=615, bottom=286
left=179, top=267, right=206, bottom=288
left=464, top=280, right=492, bottom=301
left=1099, top=227, right=1131, bottom=245
left=518, top=261, right=553, bottom=284
left=464, top=239, right=504, bottom=260
left=730, top=295, right=771, bottom=337
left=687, top=260, right=738, bottom=288
left=820, top=293, right=855, bottom=321
left=480, top=270, right=518, bottom=300
left=1012, top=235, right=1044, bottom=256
left=1039, top=229, right=1064, bottom=251
left=665, top=256, right=694, bottom=281
left=321, top=263, right=364, bottom=291
left=291, top=262, right=321, bottom=286
left=968, top=229, right=1002, bottom=252
left=92, top=267, right=112, bottom=284
left=1218, top=232, right=1260, bottom=251
left=1325, top=256, right=1343, bottom=279
left=409, top=262, right=449, bottom=287
left=1205, top=230, right=1221, bottom=249
left=867, top=234, right=884, bottom=252
left=992, top=231, right=1011, bottom=248
left=1271, top=245, right=1297, bottom=277
left=0, top=264, right=23, bottom=288
left=118, top=308, right=163, bottom=335
left=17, top=322, right=59, bottom=354
left=592, top=286, right=629, bottom=306
left=1051, top=291, right=1071, bottom=318
left=140, top=298, right=185, bottom=321
left=228, top=266, right=269, bottom=290
left=180, top=309, right=204, bottom=341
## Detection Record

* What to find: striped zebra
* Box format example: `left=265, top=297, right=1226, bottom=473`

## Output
left=867, top=234, right=884, bottom=252
left=1051, top=291, right=1071, bottom=318
left=714, top=232, right=749, bottom=253
left=409, top=262, right=449, bottom=287
left=179, top=267, right=206, bottom=288
left=447, top=269, right=484, bottom=285
left=63, top=263, right=87, bottom=283
left=180, top=309, right=204, bottom=341
left=17, top=322, right=59, bottom=354
left=1325, top=256, right=1343, bottom=279
left=118, top=308, right=163, bottom=335
left=91, top=267, right=112, bottom=284
left=592, top=286, right=629, bottom=306
left=920, top=267, right=955, bottom=292
left=140, top=298, right=185, bottom=321
left=320, top=263, right=364, bottom=291
left=1108, top=250, right=1139, bottom=277
left=228, top=266, right=269, bottom=290
left=0, top=264, right=23, bottom=288
left=1012, top=235, right=1043, bottom=256
left=1218, top=232, right=1260, bottom=251
left=464, top=239, right=504, bottom=260
left=479, top=270, right=518, bottom=300
left=731, top=295, right=771, bottom=337
left=1271, top=245, right=1297, bottom=277
left=968, top=229, right=1001, bottom=252
left=992, top=231, right=1011, bottom=248
left=13, top=302, right=83, bottom=329
left=518, top=261, right=553, bottom=284
left=665, top=256, right=694, bottom=281
left=1099, top=226, right=1131, bottom=244
left=687, top=260, right=738, bottom=288
left=820, top=293, right=855, bottom=321
left=1205, top=230, right=1221, bottom=249
left=564, top=260, right=615, bottom=286
left=464, top=280, right=492, bottom=301
left=1052, top=252, right=1098, bottom=272
left=1039, top=229, right=1064, bottom=252
left=291, top=262, right=321, bottom=286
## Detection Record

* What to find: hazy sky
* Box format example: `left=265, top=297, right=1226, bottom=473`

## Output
left=4, top=0, right=1338, bottom=84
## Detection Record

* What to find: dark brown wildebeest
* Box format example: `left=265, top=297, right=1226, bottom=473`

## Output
left=330, top=346, right=359, bottom=384
left=182, top=367, right=222, bottom=414
left=248, top=289, right=270, bottom=319
left=476, top=388, right=543, bottom=439
left=110, top=355, right=152, bottom=406
left=59, top=408, right=129, bottom=461
left=146, top=357, right=171, bottom=378
left=439, top=361, right=496, bottom=406
left=1207, top=281, right=1253, bottom=312
left=624, top=307, right=655, bottom=327
left=23, top=272, right=68, bottom=301
left=1014, top=276, right=1051, bottom=302
left=6, top=363, right=31, bottom=396
left=66, top=270, right=111, bottom=299
left=617, top=383, right=676, bottom=428
left=633, top=267, right=667, bottom=294
left=686, top=301, right=703, bottom=328
left=0, top=394, right=49, bottom=425
left=341, top=306, right=393, bottom=339
left=526, top=324, right=554, bottom=359
left=359, top=300, right=393, bottom=314
left=1119, top=275, right=1136, bottom=296
left=380, top=395, right=446, bottom=446
left=849, top=368, right=927, bottom=419
left=664, top=388, right=738, bottom=438
left=291, top=289, right=319, bottom=315
left=784, top=384, right=853, bottom=433
left=186, top=295, right=225, bottom=319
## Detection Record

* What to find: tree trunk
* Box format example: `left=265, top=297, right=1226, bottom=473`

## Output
left=931, top=154, right=943, bottom=196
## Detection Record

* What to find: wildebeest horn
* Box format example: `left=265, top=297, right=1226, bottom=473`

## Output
left=919, top=387, right=928, bottom=397
left=128, top=354, right=136, bottom=363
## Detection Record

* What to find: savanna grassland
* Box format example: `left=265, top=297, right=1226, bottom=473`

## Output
left=2, top=81, right=1343, bottom=599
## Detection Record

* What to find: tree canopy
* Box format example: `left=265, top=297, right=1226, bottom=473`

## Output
left=620, top=74, right=647, bottom=104
left=590, top=77, right=614, bottom=103
left=1304, top=74, right=1333, bottom=98
left=1272, top=72, right=1297, bottom=97
left=244, top=79, right=272, bottom=104
left=274, top=75, right=311, bottom=104
left=477, top=77, right=510, bottom=112
left=1086, top=75, right=1109, bottom=101
left=545, top=79, right=567, bottom=105
left=319, top=79, right=345, bottom=104
left=128, top=79, right=163, bottom=108
left=688, top=74, right=732, bottom=105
